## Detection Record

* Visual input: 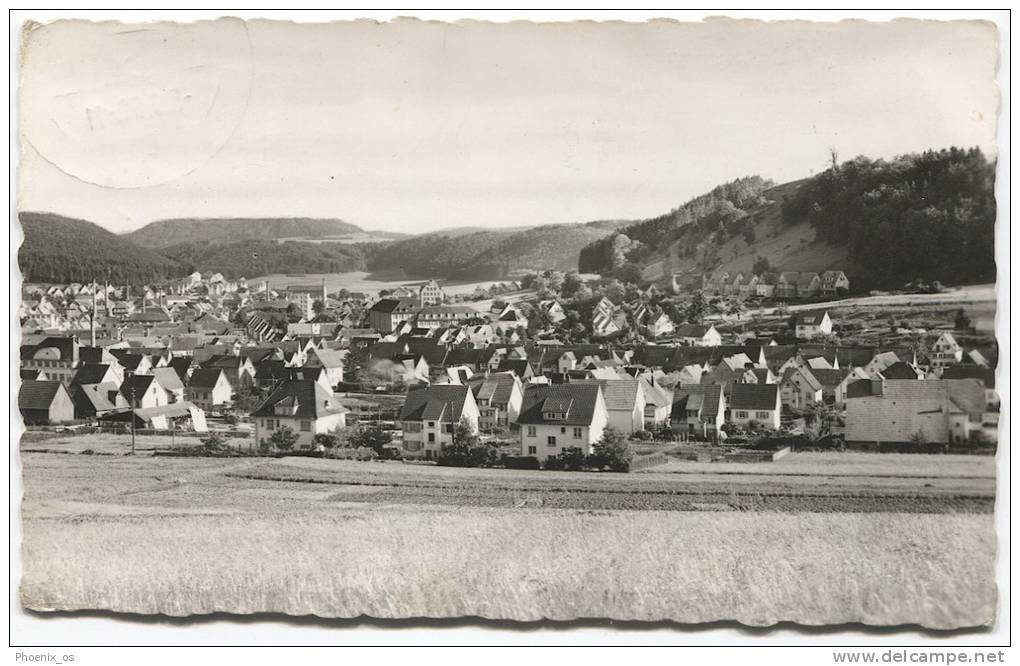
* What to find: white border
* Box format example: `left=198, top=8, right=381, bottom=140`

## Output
left=5, top=7, right=1012, bottom=652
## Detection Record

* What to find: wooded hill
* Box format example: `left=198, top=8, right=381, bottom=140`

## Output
left=579, top=147, right=996, bottom=291
left=18, top=212, right=183, bottom=284
left=124, top=217, right=369, bottom=248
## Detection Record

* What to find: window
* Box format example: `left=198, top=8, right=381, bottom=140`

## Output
left=573, top=427, right=582, bottom=439
left=300, top=420, right=311, bottom=432
left=561, top=427, right=567, bottom=434
left=428, top=433, right=435, bottom=443
left=527, top=446, right=537, bottom=455
left=756, top=411, right=770, bottom=419
left=428, top=421, right=435, bottom=428
left=735, top=410, right=748, bottom=418
left=527, top=426, right=536, bottom=437
left=547, top=436, right=557, bottom=447
left=443, top=423, right=453, bottom=433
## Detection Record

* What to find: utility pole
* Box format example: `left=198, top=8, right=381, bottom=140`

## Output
left=130, top=384, right=137, bottom=455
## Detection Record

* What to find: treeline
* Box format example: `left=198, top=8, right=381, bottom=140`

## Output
left=160, top=239, right=368, bottom=279
left=19, top=212, right=183, bottom=284
left=781, top=147, right=996, bottom=288
left=578, top=176, right=774, bottom=273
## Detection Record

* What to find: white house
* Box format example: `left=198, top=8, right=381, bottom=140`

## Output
left=186, top=368, right=235, bottom=411
left=575, top=378, right=646, bottom=434
left=794, top=311, right=833, bottom=339
left=728, top=383, right=782, bottom=430
left=674, top=324, right=722, bottom=347
left=398, top=384, right=480, bottom=460
left=517, top=383, right=608, bottom=461
left=252, top=380, right=349, bottom=450
left=929, top=332, right=964, bottom=368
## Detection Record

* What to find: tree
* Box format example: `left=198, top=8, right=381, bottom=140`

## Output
left=616, top=263, right=644, bottom=286
left=200, top=432, right=227, bottom=453
left=752, top=255, right=772, bottom=275
left=436, top=418, right=497, bottom=467
left=954, top=308, right=972, bottom=331
left=312, top=432, right=340, bottom=451
left=312, top=299, right=326, bottom=315
left=590, top=426, right=633, bottom=472
left=685, top=291, right=708, bottom=324
left=269, top=426, right=299, bottom=452
left=350, top=424, right=394, bottom=457
left=344, top=344, right=371, bottom=386
left=232, top=383, right=267, bottom=414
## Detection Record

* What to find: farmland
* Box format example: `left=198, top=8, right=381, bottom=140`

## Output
left=18, top=443, right=997, bottom=628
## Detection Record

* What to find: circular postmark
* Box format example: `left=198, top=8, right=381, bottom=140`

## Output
left=20, top=18, right=253, bottom=189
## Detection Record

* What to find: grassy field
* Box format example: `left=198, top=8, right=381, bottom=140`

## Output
left=17, top=449, right=998, bottom=628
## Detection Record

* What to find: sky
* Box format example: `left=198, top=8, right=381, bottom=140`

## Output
left=17, top=17, right=1000, bottom=235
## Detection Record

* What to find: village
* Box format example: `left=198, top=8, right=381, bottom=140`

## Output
left=18, top=265, right=999, bottom=469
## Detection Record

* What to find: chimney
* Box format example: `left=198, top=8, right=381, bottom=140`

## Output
left=90, top=280, right=97, bottom=347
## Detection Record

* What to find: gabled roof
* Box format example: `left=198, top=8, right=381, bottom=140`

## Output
left=73, top=382, right=119, bottom=412
left=810, top=368, right=850, bottom=389
left=941, top=365, right=996, bottom=389
left=671, top=384, right=723, bottom=422
left=795, top=311, right=829, bottom=326
left=517, top=383, right=602, bottom=426
left=188, top=367, right=227, bottom=389
left=947, top=379, right=987, bottom=414
left=879, top=362, right=922, bottom=380
left=781, top=366, right=823, bottom=392
left=72, top=364, right=113, bottom=386
left=152, top=366, right=185, bottom=391
left=574, top=378, right=640, bottom=411
left=18, top=380, right=67, bottom=410
left=120, top=374, right=157, bottom=401
left=729, top=383, right=779, bottom=410
left=399, top=384, right=471, bottom=423
left=251, top=380, right=348, bottom=419
left=370, top=298, right=420, bottom=314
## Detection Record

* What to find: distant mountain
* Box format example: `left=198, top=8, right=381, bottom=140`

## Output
left=160, top=239, right=367, bottom=279
left=366, top=219, right=631, bottom=279
left=18, top=212, right=182, bottom=284
left=123, top=217, right=369, bottom=248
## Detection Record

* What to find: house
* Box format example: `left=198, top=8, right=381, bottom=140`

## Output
left=811, top=367, right=866, bottom=406
left=398, top=384, right=480, bottom=460
left=120, top=374, right=171, bottom=409
left=71, top=363, right=121, bottom=388
left=415, top=305, right=480, bottom=330
left=202, top=355, right=256, bottom=390
left=940, top=366, right=999, bottom=411
left=151, top=367, right=185, bottom=403
left=252, top=380, right=349, bottom=450
left=796, top=272, right=821, bottom=299
left=71, top=382, right=123, bottom=420
left=517, top=383, right=608, bottom=461
left=794, top=311, right=833, bottom=339
left=779, top=366, right=824, bottom=410
left=19, top=380, right=75, bottom=425
left=670, top=384, right=726, bottom=440
left=642, top=310, right=676, bottom=339
left=640, top=378, right=674, bottom=428
left=728, top=383, right=782, bottom=430
left=929, top=332, right=964, bottom=368
left=846, top=379, right=994, bottom=447
left=674, top=324, right=722, bottom=347
left=820, top=270, right=850, bottom=297
left=776, top=272, right=801, bottom=299
left=186, top=368, right=234, bottom=411
left=368, top=298, right=419, bottom=333
left=574, top=378, right=646, bottom=434
left=757, top=273, right=778, bottom=298
left=879, top=362, right=925, bottom=380
left=303, top=348, right=344, bottom=388
left=418, top=280, right=445, bottom=306
left=538, top=300, right=566, bottom=324
left=20, top=335, right=81, bottom=383
left=467, top=372, right=524, bottom=431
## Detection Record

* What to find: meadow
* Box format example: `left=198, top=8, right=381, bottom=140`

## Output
left=18, top=445, right=998, bottom=629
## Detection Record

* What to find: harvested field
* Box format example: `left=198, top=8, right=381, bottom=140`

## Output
left=17, top=449, right=998, bottom=627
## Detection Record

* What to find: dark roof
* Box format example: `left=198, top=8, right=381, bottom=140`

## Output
left=167, top=357, right=193, bottom=380
left=941, top=365, right=996, bottom=389
left=398, top=384, right=471, bottom=423
left=369, top=298, right=419, bottom=314
left=251, top=380, right=347, bottom=419
left=18, top=380, right=66, bottom=410
left=845, top=378, right=881, bottom=399
left=467, top=372, right=518, bottom=405
left=795, top=311, right=829, bottom=326
left=517, top=383, right=602, bottom=426
left=497, top=359, right=532, bottom=377
left=72, top=364, right=112, bottom=386
left=671, top=384, right=723, bottom=422
left=72, top=382, right=118, bottom=413
left=810, top=368, right=849, bottom=388
left=120, top=374, right=156, bottom=401
left=879, top=362, right=922, bottom=380
left=188, top=368, right=227, bottom=389
left=729, top=383, right=779, bottom=410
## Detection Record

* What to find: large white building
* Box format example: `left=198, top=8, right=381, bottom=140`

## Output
left=516, top=383, right=608, bottom=462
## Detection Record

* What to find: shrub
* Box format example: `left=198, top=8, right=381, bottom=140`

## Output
left=312, top=433, right=340, bottom=451
left=633, top=430, right=653, bottom=441
left=502, top=455, right=541, bottom=470
left=269, top=426, right=299, bottom=452
left=590, top=426, right=633, bottom=472
left=200, top=432, right=227, bottom=452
